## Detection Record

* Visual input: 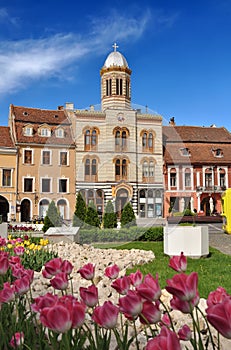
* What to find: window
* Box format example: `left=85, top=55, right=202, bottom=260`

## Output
left=84, top=128, right=98, bottom=151
left=24, top=178, right=33, bottom=192
left=84, top=158, right=98, bottom=181
left=40, top=128, right=51, bottom=137
left=116, top=78, right=123, bottom=95
left=170, top=168, right=177, bottom=187
left=24, top=149, right=32, bottom=164
left=60, top=151, right=68, bottom=166
left=2, top=169, right=11, bottom=187
left=180, top=148, right=190, bottom=156
left=115, top=158, right=128, bottom=180
left=42, top=178, right=51, bottom=193
left=114, top=128, right=129, bottom=151
left=42, top=150, right=51, bottom=165
left=56, top=128, right=64, bottom=138
left=213, top=148, right=223, bottom=158
left=106, top=79, right=112, bottom=96
left=141, top=131, right=154, bottom=152
left=184, top=168, right=191, bottom=187
left=24, top=126, right=33, bottom=136
left=142, top=159, right=155, bottom=182
left=205, top=168, right=213, bottom=188
left=59, top=179, right=67, bottom=193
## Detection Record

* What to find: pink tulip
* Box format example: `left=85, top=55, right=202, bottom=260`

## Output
left=50, top=272, right=68, bottom=290
left=0, top=282, right=15, bottom=303
left=44, top=257, right=63, bottom=276
left=11, top=263, right=25, bottom=279
left=77, top=263, right=95, bottom=280
left=119, top=290, right=143, bottom=318
left=0, top=254, right=9, bottom=275
left=129, top=269, right=143, bottom=287
left=9, top=256, right=21, bottom=266
left=61, top=260, right=73, bottom=275
left=104, top=264, right=120, bottom=279
left=40, top=304, right=72, bottom=333
left=139, top=301, right=161, bottom=324
left=14, top=276, right=31, bottom=295
left=22, top=269, right=34, bottom=284
left=136, top=273, right=161, bottom=302
left=160, top=313, right=171, bottom=328
left=42, top=268, right=53, bottom=279
left=13, top=246, right=25, bottom=256
left=207, top=286, right=230, bottom=308
left=92, top=301, right=119, bottom=329
left=206, top=297, right=231, bottom=339
left=171, top=293, right=200, bottom=313
left=59, top=295, right=86, bottom=328
left=169, top=252, right=187, bottom=272
left=9, top=332, right=24, bottom=348
left=80, top=284, right=98, bottom=307
left=31, top=293, right=59, bottom=312
left=166, top=272, right=199, bottom=302
left=111, top=275, right=130, bottom=295
left=146, top=326, right=181, bottom=350
left=0, top=238, right=7, bottom=247
left=178, top=324, right=192, bottom=341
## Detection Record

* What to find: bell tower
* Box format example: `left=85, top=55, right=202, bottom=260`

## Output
left=100, top=43, right=132, bottom=111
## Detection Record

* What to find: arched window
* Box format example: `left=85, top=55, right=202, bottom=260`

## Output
left=115, top=158, right=128, bottom=181
left=141, top=130, right=155, bottom=152
left=184, top=168, right=191, bottom=188
left=84, top=158, right=98, bottom=182
left=84, top=128, right=98, bottom=151
left=142, top=159, right=155, bottom=182
left=142, top=133, right=147, bottom=148
left=114, top=128, right=129, bottom=151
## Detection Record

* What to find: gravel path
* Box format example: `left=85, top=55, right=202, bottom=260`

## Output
left=208, top=224, right=231, bottom=255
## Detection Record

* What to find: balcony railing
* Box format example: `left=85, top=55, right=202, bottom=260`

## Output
left=196, top=185, right=226, bottom=193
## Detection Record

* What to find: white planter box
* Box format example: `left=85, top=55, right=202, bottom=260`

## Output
left=164, top=225, right=209, bottom=258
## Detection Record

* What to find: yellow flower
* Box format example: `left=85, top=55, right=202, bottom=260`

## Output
left=29, top=243, right=35, bottom=250
left=40, top=238, right=49, bottom=246
left=24, top=240, right=31, bottom=246
left=7, top=244, right=13, bottom=249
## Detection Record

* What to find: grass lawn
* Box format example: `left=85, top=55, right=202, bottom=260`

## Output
left=93, top=241, right=231, bottom=299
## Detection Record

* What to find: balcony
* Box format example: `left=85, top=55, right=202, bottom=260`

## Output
left=196, top=185, right=226, bottom=193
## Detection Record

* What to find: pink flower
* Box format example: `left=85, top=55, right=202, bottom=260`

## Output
left=159, top=313, right=171, bottom=328
left=129, top=269, right=143, bottom=287
left=40, top=304, right=72, bottom=333
left=0, top=254, right=9, bottom=275
left=146, top=326, right=181, bottom=350
left=0, top=282, right=15, bottom=303
left=44, top=257, right=63, bottom=276
left=111, top=275, right=130, bottom=295
left=9, top=256, right=21, bottom=266
left=166, top=272, right=199, bottom=302
left=169, top=252, right=187, bottom=272
left=139, top=301, right=161, bottom=325
left=59, top=295, right=86, bottom=328
left=77, top=263, right=95, bottom=280
left=14, top=276, right=31, bottom=295
left=42, top=268, right=53, bottom=279
left=207, top=287, right=230, bottom=308
left=13, top=246, right=25, bottom=256
left=206, top=297, right=231, bottom=339
left=0, top=238, right=7, bottom=247
left=9, top=332, right=24, bottom=348
left=22, top=269, right=34, bottom=284
left=136, top=273, right=161, bottom=302
left=104, top=264, right=120, bottom=279
left=80, top=284, right=98, bottom=307
left=178, top=324, right=192, bottom=341
left=92, top=301, right=119, bottom=329
left=31, top=293, right=58, bottom=312
left=50, top=272, right=68, bottom=290
left=61, top=260, right=73, bottom=275
left=11, top=263, right=25, bottom=279
left=119, top=290, right=143, bottom=319
left=171, top=293, right=200, bottom=313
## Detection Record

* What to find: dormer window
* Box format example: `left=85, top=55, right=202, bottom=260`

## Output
left=180, top=148, right=190, bottom=156
left=23, top=125, right=33, bottom=136
left=40, top=127, right=51, bottom=137
left=213, top=148, right=223, bottom=158
left=56, top=128, right=64, bottom=138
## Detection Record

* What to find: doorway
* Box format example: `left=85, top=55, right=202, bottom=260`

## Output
left=116, top=188, right=129, bottom=219
left=0, top=195, right=9, bottom=222
left=21, top=199, right=31, bottom=222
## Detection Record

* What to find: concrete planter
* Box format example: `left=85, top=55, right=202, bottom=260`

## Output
left=164, top=225, right=209, bottom=258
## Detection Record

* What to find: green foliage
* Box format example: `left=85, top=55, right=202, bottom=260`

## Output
left=42, top=201, right=62, bottom=232
left=137, top=226, right=163, bottom=241
left=21, top=249, right=58, bottom=271
left=73, top=192, right=87, bottom=227
left=84, top=201, right=101, bottom=229
left=120, top=202, right=136, bottom=228
left=103, top=200, right=117, bottom=228
left=183, top=208, right=195, bottom=216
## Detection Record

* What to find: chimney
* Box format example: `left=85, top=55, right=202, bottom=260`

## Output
left=65, top=102, right=74, bottom=110
left=90, top=105, right=95, bottom=111
left=169, top=117, right=175, bottom=126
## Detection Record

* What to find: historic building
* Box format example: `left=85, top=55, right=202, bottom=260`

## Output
left=0, top=126, right=17, bottom=222
left=163, top=120, right=231, bottom=217
left=8, top=105, right=76, bottom=222
left=67, top=44, right=164, bottom=219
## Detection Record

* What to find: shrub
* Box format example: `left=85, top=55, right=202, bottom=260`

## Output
left=120, top=202, right=136, bottom=228
left=137, top=226, right=163, bottom=241
left=84, top=202, right=101, bottom=229
left=103, top=200, right=117, bottom=228
left=73, top=192, right=87, bottom=227
left=42, top=201, right=62, bottom=232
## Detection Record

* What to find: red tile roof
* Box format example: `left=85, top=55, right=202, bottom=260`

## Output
left=11, top=105, right=75, bottom=146
left=0, top=126, right=15, bottom=148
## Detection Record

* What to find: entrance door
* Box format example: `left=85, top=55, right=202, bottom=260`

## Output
left=116, top=189, right=129, bottom=219
left=21, top=199, right=31, bottom=222
left=0, top=195, right=9, bottom=222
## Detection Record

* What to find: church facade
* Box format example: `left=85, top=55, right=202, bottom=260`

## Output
left=67, top=44, right=164, bottom=219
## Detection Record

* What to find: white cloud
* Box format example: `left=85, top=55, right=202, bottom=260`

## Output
left=0, top=9, right=152, bottom=95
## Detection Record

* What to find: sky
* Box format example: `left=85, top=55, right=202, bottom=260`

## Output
left=1, top=0, right=231, bottom=130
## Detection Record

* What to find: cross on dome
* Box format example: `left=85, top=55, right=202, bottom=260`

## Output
left=112, top=42, right=119, bottom=51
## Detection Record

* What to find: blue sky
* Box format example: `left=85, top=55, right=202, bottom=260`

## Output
left=1, top=0, right=231, bottom=130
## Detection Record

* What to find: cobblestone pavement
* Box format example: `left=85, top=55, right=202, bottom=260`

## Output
left=208, top=223, right=231, bottom=255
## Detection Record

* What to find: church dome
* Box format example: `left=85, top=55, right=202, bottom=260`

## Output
left=103, top=43, right=129, bottom=68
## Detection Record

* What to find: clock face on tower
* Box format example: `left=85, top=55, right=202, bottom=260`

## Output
left=117, top=113, right=125, bottom=122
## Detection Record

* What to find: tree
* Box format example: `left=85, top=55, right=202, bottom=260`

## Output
left=73, top=192, right=87, bottom=227
left=84, top=201, right=100, bottom=228
left=42, top=201, right=62, bottom=232
left=103, top=200, right=117, bottom=228
left=120, top=202, right=136, bottom=228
